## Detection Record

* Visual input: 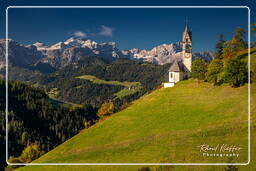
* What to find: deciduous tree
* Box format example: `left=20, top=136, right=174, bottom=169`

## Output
left=97, top=101, right=115, bottom=117
left=206, top=59, right=224, bottom=85
left=191, top=58, right=208, bottom=80
left=224, top=58, right=248, bottom=87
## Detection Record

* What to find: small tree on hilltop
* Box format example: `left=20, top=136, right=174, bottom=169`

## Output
left=191, top=58, right=208, bottom=81
left=97, top=100, right=115, bottom=117
left=224, top=58, right=248, bottom=87
left=222, top=40, right=236, bottom=59
left=232, top=27, right=246, bottom=51
left=222, top=27, right=247, bottom=59
left=206, top=59, right=224, bottom=85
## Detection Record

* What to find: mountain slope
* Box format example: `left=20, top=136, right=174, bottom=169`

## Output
left=0, top=39, right=44, bottom=68
left=0, top=80, right=98, bottom=170
left=18, top=80, right=255, bottom=171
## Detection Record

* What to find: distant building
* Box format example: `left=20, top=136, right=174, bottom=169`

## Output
left=164, top=23, right=192, bottom=88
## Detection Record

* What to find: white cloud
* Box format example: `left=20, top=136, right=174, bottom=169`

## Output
left=73, top=31, right=87, bottom=38
left=99, top=25, right=113, bottom=37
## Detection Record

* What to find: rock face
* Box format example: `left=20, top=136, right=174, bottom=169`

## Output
left=33, top=38, right=185, bottom=67
left=0, top=39, right=44, bottom=69
left=0, top=37, right=214, bottom=69
left=33, top=38, right=120, bottom=68
left=130, top=43, right=183, bottom=64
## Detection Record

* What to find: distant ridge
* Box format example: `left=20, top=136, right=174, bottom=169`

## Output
left=0, top=37, right=213, bottom=69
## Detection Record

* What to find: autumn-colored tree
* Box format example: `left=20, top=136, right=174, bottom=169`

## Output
left=20, top=144, right=45, bottom=163
left=97, top=101, right=115, bottom=117
left=222, top=27, right=247, bottom=59
left=232, top=27, right=246, bottom=51
left=222, top=40, right=236, bottom=59
left=5, top=144, right=44, bottom=171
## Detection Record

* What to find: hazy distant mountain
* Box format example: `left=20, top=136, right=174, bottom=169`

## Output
left=0, top=37, right=213, bottom=69
left=193, top=51, right=214, bottom=62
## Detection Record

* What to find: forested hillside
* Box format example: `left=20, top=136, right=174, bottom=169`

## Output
left=2, top=57, right=169, bottom=109
left=0, top=80, right=98, bottom=170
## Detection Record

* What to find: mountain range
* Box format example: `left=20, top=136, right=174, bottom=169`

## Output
left=0, top=37, right=213, bottom=70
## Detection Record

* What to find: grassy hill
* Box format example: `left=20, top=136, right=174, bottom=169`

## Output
left=17, top=80, right=256, bottom=171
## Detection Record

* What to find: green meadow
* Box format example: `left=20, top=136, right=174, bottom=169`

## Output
left=76, top=75, right=142, bottom=98
left=17, top=80, right=256, bottom=171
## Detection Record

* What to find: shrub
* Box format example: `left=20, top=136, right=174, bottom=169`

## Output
left=19, top=144, right=45, bottom=163
left=206, top=59, right=224, bottom=85
left=224, top=58, right=248, bottom=87
left=191, top=58, right=208, bottom=80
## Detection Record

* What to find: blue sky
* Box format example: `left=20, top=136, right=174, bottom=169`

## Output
left=0, top=0, right=255, bottom=52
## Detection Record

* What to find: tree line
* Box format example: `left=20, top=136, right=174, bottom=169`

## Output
left=191, top=27, right=255, bottom=87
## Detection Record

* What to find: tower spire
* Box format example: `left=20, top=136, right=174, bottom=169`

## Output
left=185, top=17, right=189, bottom=32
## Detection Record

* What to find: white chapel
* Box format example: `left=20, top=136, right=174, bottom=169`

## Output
left=164, top=23, right=192, bottom=88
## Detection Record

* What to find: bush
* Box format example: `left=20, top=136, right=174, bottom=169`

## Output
left=5, top=144, right=44, bottom=171
left=191, top=58, right=208, bottom=80
left=224, top=58, right=248, bottom=87
left=19, top=144, right=45, bottom=163
left=206, top=59, right=224, bottom=85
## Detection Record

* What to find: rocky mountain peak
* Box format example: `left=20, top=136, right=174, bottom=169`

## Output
left=0, top=37, right=213, bottom=69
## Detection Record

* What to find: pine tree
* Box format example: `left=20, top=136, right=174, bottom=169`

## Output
left=232, top=27, right=246, bottom=52
left=215, top=33, right=225, bottom=59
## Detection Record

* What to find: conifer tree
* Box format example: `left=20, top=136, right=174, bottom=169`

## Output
left=215, top=33, right=225, bottom=59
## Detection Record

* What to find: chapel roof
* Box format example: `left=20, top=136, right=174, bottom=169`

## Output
left=168, top=60, right=189, bottom=72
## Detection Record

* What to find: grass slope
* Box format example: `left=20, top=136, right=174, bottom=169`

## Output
left=76, top=75, right=142, bottom=98
left=18, top=80, right=256, bottom=171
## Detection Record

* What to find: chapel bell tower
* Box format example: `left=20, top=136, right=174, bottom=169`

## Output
left=182, top=23, right=192, bottom=72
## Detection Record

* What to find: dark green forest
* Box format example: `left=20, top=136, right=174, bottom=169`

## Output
left=6, top=57, right=170, bottom=109
left=0, top=80, right=98, bottom=170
